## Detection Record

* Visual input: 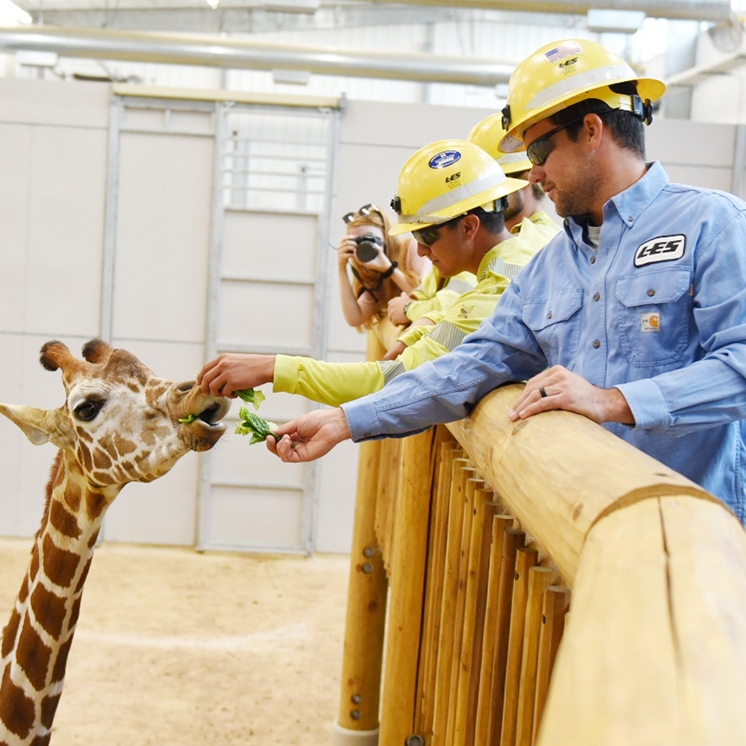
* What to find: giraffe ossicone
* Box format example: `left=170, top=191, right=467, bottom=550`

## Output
left=0, top=339, right=230, bottom=745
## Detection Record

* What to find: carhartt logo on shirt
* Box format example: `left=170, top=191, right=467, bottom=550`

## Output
left=634, top=235, right=686, bottom=267
left=641, top=312, right=660, bottom=332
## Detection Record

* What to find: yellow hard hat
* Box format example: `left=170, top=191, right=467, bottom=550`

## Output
left=499, top=38, right=666, bottom=152
left=389, top=139, right=528, bottom=236
left=468, top=114, right=533, bottom=174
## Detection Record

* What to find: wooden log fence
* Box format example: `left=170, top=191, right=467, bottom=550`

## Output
left=331, top=325, right=746, bottom=746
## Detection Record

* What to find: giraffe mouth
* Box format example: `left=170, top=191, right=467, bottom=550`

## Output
left=195, top=402, right=226, bottom=427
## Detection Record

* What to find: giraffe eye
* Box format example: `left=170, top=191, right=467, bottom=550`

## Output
left=74, top=399, right=104, bottom=422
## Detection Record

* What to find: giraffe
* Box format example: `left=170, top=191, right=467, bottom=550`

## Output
left=0, top=338, right=230, bottom=746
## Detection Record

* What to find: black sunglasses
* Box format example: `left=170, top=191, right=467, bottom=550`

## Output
left=343, top=203, right=383, bottom=224
left=527, top=109, right=614, bottom=166
left=412, top=214, right=465, bottom=247
left=526, top=121, right=577, bottom=166
left=412, top=225, right=442, bottom=247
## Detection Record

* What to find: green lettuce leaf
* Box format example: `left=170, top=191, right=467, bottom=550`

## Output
left=236, top=389, right=266, bottom=410
left=235, top=407, right=280, bottom=445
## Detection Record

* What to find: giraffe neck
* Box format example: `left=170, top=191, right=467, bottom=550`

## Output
left=0, top=453, right=118, bottom=746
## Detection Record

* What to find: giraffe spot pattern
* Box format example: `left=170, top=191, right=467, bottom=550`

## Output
left=1, top=609, right=21, bottom=659
left=49, top=501, right=81, bottom=540
left=92, top=448, right=112, bottom=471
left=29, top=545, right=39, bottom=583
left=51, top=635, right=74, bottom=686
left=30, top=585, right=66, bottom=641
left=40, top=693, right=61, bottom=729
left=17, top=575, right=29, bottom=605
left=112, top=435, right=137, bottom=457
left=74, top=559, right=92, bottom=596
left=74, top=426, right=93, bottom=443
left=77, top=443, right=93, bottom=473
left=0, top=664, right=35, bottom=738
left=17, top=618, right=51, bottom=692
left=62, top=480, right=82, bottom=513
left=86, top=492, right=108, bottom=521
left=41, top=535, right=79, bottom=590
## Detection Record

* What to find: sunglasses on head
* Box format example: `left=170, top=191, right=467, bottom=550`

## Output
left=343, top=203, right=383, bottom=224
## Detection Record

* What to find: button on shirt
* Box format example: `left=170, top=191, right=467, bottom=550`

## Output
left=342, top=162, right=746, bottom=523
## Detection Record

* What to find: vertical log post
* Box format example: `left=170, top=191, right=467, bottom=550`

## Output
left=444, top=469, right=480, bottom=746
left=532, top=586, right=570, bottom=745
left=500, top=544, right=538, bottom=746
left=515, top=566, right=556, bottom=746
left=432, top=457, right=472, bottom=745
left=333, top=332, right=388, bottom=746
left=333, top=439, right=388, bottom=745
left=452, top=484, right=493, bottom=746
left=416, top=438, right=461, bottom=737
left=378, top=428, right=440, bottom=746
left=478, top=526, right=525, bottom=746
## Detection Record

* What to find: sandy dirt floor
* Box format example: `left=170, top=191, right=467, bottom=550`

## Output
left=0, top=538, right=351, bottom=746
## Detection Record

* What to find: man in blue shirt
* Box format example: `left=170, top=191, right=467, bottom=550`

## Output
left=266, top=38, right=746, bottom=523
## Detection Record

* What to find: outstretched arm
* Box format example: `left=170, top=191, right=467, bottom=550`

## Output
left=198, top=354, right=275, bottom=397
left=266, top=408, right=351, bottom=463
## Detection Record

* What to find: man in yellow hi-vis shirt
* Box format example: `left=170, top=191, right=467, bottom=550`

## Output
left=198, top=139, right=555, bottom=407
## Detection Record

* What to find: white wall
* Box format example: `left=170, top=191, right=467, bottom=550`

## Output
left=0, top=79, right=740, bottom=553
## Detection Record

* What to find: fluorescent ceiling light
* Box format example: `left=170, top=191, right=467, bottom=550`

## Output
left=206, top=0, right=220, bottom=9
left=0, top=0, right=32, bottom=25
left=263, top=0, right=320, bottom=13
left=272, top=68, right=311, bottom=85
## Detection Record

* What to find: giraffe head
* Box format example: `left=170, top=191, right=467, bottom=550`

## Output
left=0, top=339, right=231, bottom=490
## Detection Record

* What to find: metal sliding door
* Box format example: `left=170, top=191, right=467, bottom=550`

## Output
left=199, top=101, right=340, bottom=553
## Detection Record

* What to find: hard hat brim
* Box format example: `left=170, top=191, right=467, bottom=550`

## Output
left=389, top=176, right=529, bottom=235
left=499, top=76, right=667, bottom=152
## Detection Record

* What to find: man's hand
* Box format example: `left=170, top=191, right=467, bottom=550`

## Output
left=197, top=354, right=275, bottom=398
left=388, top=292, right=412, bottom=325
left=266, top=408, right=352, bottom=462
left=508, top=365, right=635, bottom=425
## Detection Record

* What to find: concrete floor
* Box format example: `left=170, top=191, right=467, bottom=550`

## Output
left=0, top=538, right=351, bottom=745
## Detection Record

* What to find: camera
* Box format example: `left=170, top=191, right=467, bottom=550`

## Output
left=353, top=233, right=383, bottom=263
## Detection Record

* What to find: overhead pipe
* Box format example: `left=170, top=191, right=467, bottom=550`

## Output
left=368, top=0, right=734, bottom=23
left=0, top=26, right=515, bottom=86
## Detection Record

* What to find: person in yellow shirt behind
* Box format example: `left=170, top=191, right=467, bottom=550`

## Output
left=385, top=121, right=559, bottom=359
left=469, top=111, right=560, bottom=237
left=197, top=139, right=553, bottom=407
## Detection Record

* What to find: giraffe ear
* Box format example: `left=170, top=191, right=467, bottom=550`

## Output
left=0, top=405, right=72, bottom=447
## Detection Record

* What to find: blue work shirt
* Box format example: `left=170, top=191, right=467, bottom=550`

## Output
left=342, top=162, right=746, bottom=523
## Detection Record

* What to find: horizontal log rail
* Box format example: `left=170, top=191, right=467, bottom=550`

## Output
left=332, top=324, right=746, bottom=746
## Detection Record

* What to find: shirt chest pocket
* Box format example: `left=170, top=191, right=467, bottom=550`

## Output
left=522, top=290, right=583, bottom=366
left=615, top=266, right=693, bottom=368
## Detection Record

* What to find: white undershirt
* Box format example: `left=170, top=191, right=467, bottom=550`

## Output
left=587, top=224, right=601, bottom=249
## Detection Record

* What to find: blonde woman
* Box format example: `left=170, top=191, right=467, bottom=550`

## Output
left=337, top=203, right=428, bottom=330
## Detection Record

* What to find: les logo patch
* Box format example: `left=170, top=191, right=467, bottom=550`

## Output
left=634, top=235, right=686, bottom=267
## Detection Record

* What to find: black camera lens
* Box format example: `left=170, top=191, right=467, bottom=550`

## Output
left=354, top=234, right=383, bottom=263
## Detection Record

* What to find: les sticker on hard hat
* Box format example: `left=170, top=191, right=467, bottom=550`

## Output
left=429, top=150, right=462, bottom=169
left=641, top=312, right=660, bottom=333
left=544, top=41, right=583, bottom=64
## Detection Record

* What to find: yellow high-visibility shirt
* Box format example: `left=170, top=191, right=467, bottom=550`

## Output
left=273, top=214, right=559, bottom=407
